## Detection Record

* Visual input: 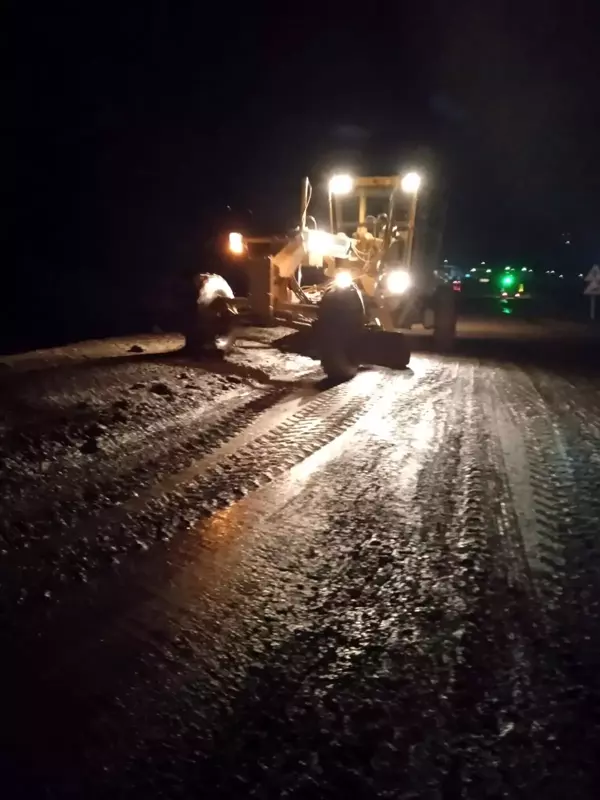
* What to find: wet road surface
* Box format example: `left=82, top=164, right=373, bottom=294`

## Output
left=1, top=331, right=599, bottom=798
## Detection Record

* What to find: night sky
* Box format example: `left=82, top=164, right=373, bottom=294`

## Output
left=13, top=1, right=600, bottom=304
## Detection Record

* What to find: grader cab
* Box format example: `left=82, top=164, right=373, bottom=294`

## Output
left=182, top=172, right=456, bottom=381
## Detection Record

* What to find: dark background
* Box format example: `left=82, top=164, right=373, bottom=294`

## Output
left=9, top=0, right=600, bottom=351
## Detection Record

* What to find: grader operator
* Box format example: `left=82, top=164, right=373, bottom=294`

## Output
left=181, top=171, right=456, bottom=381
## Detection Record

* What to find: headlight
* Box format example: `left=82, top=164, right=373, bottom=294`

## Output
left=306, top=229, right=331, bottom=259
left=385, top=269, right=411, bottom=294
left=333, top=270, right=354, bottom=289
left=228, top=231, right=245, bottom=255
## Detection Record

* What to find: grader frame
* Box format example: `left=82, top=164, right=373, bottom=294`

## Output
left=184, top=171, right=455, bottom=380
left=229, top=173, right=418, bottom=332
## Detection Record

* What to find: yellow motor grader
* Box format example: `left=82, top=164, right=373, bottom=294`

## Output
left=182, top=172, right=456, bottom=381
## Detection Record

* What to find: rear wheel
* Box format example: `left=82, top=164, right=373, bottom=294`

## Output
left=432, top=288, right=457, bottom=352
left=183, top=273, right=238, bottom=357
left=316, top=286, right=364, bottom=382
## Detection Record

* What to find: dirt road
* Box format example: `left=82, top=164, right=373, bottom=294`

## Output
left=1, top=330, right=599, bottom=798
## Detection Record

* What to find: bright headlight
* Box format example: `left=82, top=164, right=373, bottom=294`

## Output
left=333, top=270, right=354, bottom=289
left=385, top=269, right=411, bottom=294
left=306, top=229, right=331, bottom=258
left=228, top=231, right=244, bottom=255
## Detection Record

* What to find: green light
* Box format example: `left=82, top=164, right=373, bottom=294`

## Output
left=501, top=274, right=515, bottom=288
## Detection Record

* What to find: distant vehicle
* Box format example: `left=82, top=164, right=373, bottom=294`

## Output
left=495, top=270, right=532, bottom=299
left=461, top=268, right=533, bottom=300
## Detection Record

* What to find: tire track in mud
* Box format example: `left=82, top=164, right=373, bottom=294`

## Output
left=0, top=366, right=441, bottom=612
left=489, top=364, right=600, bottom=797
left=103, top=364, right=547, bottom=799
left=0, top=385, right=286, bottom=555
left=0, top=362, right=451, bottom=793
left=6, top=359, right=436, bottom=619
left=3, top=358, right=595, bottom=798
left=265, top=366, right=474, bottom=797
left=437, top=368, right=551, bottom=798
left=0, top=361, right=457, bottom=797
left=490, top=365, right=577, bottom=582
left=0, top=384, right=267, bottom=523
left=0, top=350, right=324, bottom=533
left=520, top=369, right=600, bottom=796
left=277, top=365, right=554, bottom=797
left=150, top=364, right=549, bottom=798
left=220, top=363, right=554, bottom=798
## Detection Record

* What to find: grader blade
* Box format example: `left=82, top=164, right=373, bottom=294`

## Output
left=357, top=330, right=411, bottom=370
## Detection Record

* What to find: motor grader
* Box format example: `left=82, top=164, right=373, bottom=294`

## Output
left=181, top=172, right=456, bottom=381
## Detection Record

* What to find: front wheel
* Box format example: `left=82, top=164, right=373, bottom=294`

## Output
left=432, top=288, right=457, bottom=352
left=316, top=286, right=364, bottom=382
left=183, top=273, right=238, bottom=357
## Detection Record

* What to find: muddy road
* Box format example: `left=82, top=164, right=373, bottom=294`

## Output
left=1, top=328, right=599, bottom=798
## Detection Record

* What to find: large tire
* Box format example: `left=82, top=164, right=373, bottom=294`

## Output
left=183, top=273, right=238, bottom=357
left=316, top=285, right=364, bottom=382
left=432, top=287, right=457, bottom=352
